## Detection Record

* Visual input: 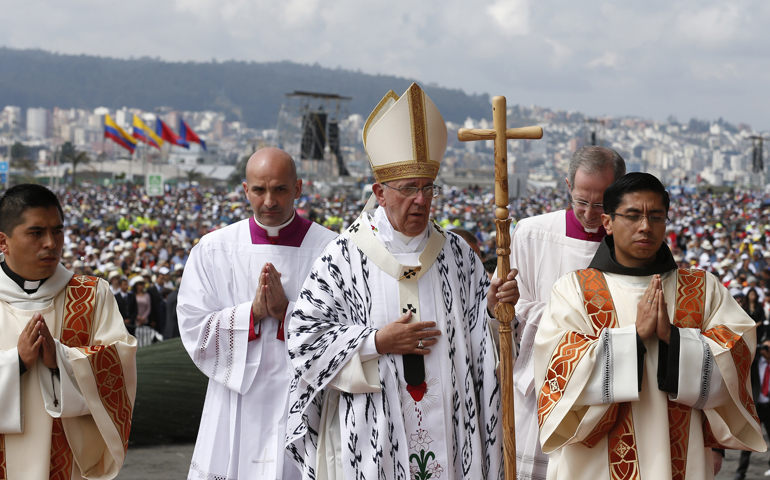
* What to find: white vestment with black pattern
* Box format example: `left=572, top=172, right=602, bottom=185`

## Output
left=286, top=208, right=503, bottom=480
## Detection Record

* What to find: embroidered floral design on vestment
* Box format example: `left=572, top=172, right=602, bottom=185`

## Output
left=409, top=429, right=442, bottom=480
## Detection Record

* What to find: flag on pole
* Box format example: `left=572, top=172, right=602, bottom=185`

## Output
left=179, top=119, right=207, bottom=151
left=133, top=115, right=164, bottom=149
left=155, top=118, right=188, bottom=148
left=104, top=114, right=137, bottom=153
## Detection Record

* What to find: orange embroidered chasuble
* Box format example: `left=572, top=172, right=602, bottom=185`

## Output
left=0, top=265, right=136, bottom=480
left=535, top=268, right=765, bottom=480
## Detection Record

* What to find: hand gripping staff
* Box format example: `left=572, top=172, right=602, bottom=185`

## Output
left=457, top=96, right=543, bottom=480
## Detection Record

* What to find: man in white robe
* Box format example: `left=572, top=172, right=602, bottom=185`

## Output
left=0, top=183, right=137, bottom=480
left=178, top=148, right=337, bottom=480
left=535, top=173, right=765, bottom=480
left=501, top=146, right=625, bottom=480
left=285, top=83, right=519, bottom=480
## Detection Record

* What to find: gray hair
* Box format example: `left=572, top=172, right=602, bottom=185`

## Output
left=567, top=146, right=626, bottom=190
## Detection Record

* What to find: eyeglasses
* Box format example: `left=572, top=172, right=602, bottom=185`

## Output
left=571, top=199, right=604, bottom=212
left=610, top=212, right=669, bottom=225
left=382, top=183, right=442, bottom=198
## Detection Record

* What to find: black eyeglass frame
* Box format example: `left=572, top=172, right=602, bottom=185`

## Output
left=609, top=212, right=670, bottom=225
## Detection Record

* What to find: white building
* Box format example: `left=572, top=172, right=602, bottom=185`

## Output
left=2, top=106, right=21, bottom=130
left=26, top=107, right=51, bottom=139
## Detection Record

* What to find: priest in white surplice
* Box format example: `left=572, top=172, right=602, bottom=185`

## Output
left=178, top=148, right=337, bottom=480
left=285, top=83, right=518, bottom=480
left=499, top=146, right=625, bottom=480
left=535, top=173, right=766, bottom=480
left=0, top=184, right=137, bottom=480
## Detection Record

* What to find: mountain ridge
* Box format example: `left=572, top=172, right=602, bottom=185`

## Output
left=0, top=47, right=492, bottom=129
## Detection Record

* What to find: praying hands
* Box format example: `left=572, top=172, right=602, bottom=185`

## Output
left=251, top=262, right=289, bottom=322
left=635, top=274, right=671, bottom=344
left=17, top=313, right=57, bottom=370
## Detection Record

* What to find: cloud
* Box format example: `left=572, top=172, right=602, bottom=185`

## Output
left=585, top=52, right=620, bottom=69
left=487, top=0, right=531, bottom=36
left=543, top=38, right=571, bottom=69
left=1, top=0, right=770, bottom=129
left=283, top=0, right=322, bottom=26
left=675, top=4, right=743, bottom=48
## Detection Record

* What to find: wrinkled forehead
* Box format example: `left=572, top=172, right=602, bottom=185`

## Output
left=386, top=177, right=434, bottom=188
left=246, top=171, right=294, bottom=187
left=572, top=167, right=614, bottom=196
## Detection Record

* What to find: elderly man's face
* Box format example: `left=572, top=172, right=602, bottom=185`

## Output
left=567, top=167, right=616, bottom=231
left=373, top=177, right=434, bottom=237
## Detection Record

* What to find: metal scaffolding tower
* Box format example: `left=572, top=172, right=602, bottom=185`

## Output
left=274, top=91, right=352, bottom=178
left=585, top=118, right=605, bottom=147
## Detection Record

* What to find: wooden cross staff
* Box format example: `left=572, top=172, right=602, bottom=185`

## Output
left=458, top=96, right=543, bottom=480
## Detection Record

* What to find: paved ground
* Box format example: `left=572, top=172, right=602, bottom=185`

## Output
left=117, top=444, right=194, bottom=479
left=116, top=443, right=770, bottom=479
left=718, top=448, right=770, bottom=480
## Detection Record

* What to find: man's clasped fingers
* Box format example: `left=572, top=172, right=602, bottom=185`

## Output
left=18, top=315, right=45, bottom=369
left=39, top=319, right=57, bottom=369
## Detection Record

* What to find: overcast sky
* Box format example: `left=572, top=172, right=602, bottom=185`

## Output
left=2, top=0, right=769, bottom=130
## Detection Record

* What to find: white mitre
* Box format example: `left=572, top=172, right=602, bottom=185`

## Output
left=362, top=83, right=447, bottom=183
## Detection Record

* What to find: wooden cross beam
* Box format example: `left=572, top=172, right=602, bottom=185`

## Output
left=457, top=96, right=543, bottom=480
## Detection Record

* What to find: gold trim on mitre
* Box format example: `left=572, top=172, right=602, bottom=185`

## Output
left=363, top=90, right=399, bottom=149
left=363, top=83, right=447, bottom=183
left=407, top=85, right=429, bottom=164
left=372, top=159, right=441, bottom=183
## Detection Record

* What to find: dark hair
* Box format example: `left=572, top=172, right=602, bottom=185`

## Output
left=746, top=287, right=759, bottom=303
left=0, top=184, right=64, bottom=235
left=449, top=228, right=479, bottom=248
left=603, top=172, right=670, bottom=215
left=482, top=256, right=498, bottom=275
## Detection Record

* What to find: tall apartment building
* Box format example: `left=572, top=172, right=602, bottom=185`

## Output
left=2, top=106, right=22, bottom=130
left=26, top=107, right=52, bottom=139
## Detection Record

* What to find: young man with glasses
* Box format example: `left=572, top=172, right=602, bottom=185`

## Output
left=496, top=145, right=625, bottom=480
left=286, top=83, right=517, bottom=480
left=535, top=172, right=765, bottom=479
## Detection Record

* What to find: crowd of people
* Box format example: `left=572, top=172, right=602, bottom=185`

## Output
left=47, top=182, right=770, bottom=345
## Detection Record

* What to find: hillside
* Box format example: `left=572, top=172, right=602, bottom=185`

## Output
left=0, top=48, right=491, bottom=129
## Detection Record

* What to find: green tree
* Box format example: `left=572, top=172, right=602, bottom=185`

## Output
left=9, top=142, right=35, bottom=184
left=61, top=141, right=76, bottom=159
left=10, top=142, right=29, bottom=161
left=62, top=146, right=90, bottom=188
left=185, top=168, right=205, bottom=184
left=228, top=154, right=250, bottom=186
